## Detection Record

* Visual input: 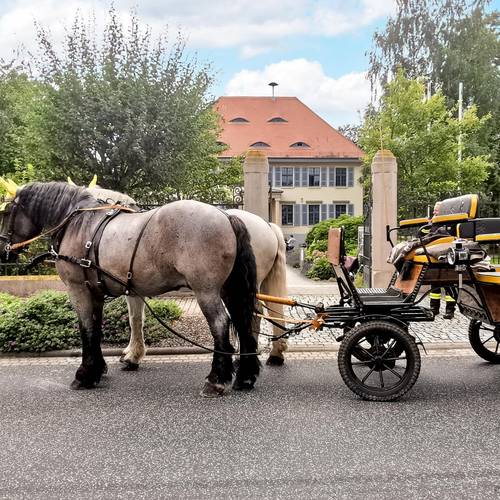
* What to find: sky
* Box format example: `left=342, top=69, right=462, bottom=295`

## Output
left=0, top=0, right=498, bottom=127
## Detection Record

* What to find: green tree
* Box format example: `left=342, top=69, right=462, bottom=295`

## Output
left=0, top=71, right=50, bottom=179
left=359, top=72, right=492, bottom=218
left=368, top=0, right=500, bottom=205
left=35, top=7, right=223, bottom=198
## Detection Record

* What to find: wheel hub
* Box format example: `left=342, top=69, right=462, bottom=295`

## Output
left=368, top=344, right=396, bottom=371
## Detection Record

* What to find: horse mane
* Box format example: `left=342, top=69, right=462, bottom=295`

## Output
left=17, top=182, right=98, bottom=230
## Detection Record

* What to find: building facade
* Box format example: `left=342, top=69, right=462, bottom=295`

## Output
left=215, top=96, right=364, bottom=241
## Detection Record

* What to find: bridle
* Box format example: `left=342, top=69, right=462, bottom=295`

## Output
left=0, top=199, right=20, bottom=259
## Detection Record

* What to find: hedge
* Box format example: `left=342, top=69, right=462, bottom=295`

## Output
left=0, top=291, right=182, bottom=352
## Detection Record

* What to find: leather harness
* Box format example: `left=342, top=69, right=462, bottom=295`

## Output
left=1, top=199, right=158, bottom=298
left=55, top=206, right=160, bottom=297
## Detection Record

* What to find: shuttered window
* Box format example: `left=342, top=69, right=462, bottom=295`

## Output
left=293, top=204, right=300, bottom=226
left=320, top=167, right=327, bottom=187
left=347, top=167, right=354, bottom=187
left=320, top=204, right=327, bottom=221
left=328, top=167, right=335, bottom=186
left=275, top=167, right=282, bottom=187
left=281, top=167, right=293, bottom=187
left=281, top=204, right=294, bottom=225
left=308, top=204, right=320, bottom=225
left=294, top=168, right=301, bottom=187
left=335, top=167, right=347, bottom=187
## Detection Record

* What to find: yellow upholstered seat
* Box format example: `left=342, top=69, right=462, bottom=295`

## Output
left=476, top=272, right=500, bottom=285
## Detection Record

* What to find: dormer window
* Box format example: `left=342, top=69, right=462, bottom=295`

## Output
left=229, top=117, right=249, bottom=123
left=250, top=142, right=270, bottom=148
left=268, top=117, right=287, bottom=123
left=290, top=141, right=310, bottom=148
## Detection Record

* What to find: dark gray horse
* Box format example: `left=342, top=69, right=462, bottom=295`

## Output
left=0, top=182, right=259, bottom=397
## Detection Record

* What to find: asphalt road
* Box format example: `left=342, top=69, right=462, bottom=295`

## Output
left=1, top=354, right=500, bottom=499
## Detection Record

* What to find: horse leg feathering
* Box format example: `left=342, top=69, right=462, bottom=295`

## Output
left=68, top=287, right=107, bottom=389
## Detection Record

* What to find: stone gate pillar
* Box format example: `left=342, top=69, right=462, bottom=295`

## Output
left=371, top=149, right=398, bottom=288
left=243, top=150, right=269, bottom=220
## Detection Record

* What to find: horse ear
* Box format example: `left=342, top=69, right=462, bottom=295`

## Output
left=88, top=175, right=97, bottom=189
left=0, top=177, right=17, bottom=198
left=67, top=176, right=76, bottom=186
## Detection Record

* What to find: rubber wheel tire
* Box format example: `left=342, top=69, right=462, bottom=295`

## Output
left=338, top=321, right=421, bottom=402
left=468, top=320, right=500, bottom=364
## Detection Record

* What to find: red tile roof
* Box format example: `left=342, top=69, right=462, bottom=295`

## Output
left=214, top=96, right=363, bottom=159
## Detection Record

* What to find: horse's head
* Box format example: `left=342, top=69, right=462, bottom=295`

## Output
left=0, top=179, right=38, bottom=261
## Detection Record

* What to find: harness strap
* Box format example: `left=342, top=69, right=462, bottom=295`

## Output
left=84, top=209, right=123, bottom=295
left=125, top=208, right=160, bottom=295
left=52, top=249, right=263, bottom=356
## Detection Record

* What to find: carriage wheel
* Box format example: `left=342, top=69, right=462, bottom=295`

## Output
left=468, top=320, right=500, bottom=364
left=338, top=321, right=421, bottom=401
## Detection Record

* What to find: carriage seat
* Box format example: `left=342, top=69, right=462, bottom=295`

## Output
left=475, top=272, right=500, bottom=285
left=389, top=194, right=481, bottom=268
left=327, top=227, right=407, bottom=304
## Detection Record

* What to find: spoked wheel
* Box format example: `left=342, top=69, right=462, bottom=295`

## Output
left=338, top=321, right=421, bottom=401
left=468, top=320, right=500, bottom=363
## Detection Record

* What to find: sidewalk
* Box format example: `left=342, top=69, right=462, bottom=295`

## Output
left=167, top=265, right=471, bottom=348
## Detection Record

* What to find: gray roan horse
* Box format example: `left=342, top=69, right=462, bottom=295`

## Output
left=0, top=182, right=260, bottom=397
left=87, top=186, right=289, bottom=369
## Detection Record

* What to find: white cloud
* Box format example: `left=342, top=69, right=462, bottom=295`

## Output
left=225, top=58, right=375, bottom=126
left=0, top=0, right=397, bottom=62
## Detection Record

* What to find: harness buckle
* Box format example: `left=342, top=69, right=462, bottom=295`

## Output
left=49, top=246, right=59, bottom=259
left=127, top=272, right=133, bottom=280
left=106, top=209, right=116, bottom=216
left=79, top=259, right=92, bottom=268
left=85, top=241, right=92, bottom=249
left=4, top=243, right=11, bottom=259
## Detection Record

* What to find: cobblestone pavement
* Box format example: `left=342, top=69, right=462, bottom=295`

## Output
left=168, top=293, right=471, bottom=349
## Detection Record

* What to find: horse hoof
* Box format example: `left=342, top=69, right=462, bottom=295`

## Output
left=200, top=382, right=224, bottom=398
left=266, top=355, right=285, bottom=366
left=121, top=360, right=139, bottom=371
left=233, top=379, right=255, bottom=391
left=70, top=379, right=95, bottom=390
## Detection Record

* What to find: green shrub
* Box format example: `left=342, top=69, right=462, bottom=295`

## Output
left=0, top=291, right=182, bottom=352
left=102, top=297, right=182, bottom=344
left=306, top=214, right=364, bottom=257
left=306, top=256, right=334, bottom=280
left=304, top=215, right=364, bottom=281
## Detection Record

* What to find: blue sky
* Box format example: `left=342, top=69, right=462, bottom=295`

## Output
left=1, top=0, right=498, bottom=126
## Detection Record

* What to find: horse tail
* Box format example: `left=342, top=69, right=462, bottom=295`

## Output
left=224, top=215, right=260, bottom=386
left=224, top=215, right=257, bottom=339
left=261, top=222, right=288, bottom=298
left=261, top=223, right=289, bottom=363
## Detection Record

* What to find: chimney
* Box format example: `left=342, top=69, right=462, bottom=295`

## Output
left=268, top=82, right=278, bottom=101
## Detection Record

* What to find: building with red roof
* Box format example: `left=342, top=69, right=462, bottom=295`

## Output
left=214, top=96, right=364, bottom=239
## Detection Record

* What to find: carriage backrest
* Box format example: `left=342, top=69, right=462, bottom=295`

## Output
left=327, top=227, right=343, bottom=266
left=457, top=218, right=500, bottom=242
left=431, top=194, right=478, bottom=224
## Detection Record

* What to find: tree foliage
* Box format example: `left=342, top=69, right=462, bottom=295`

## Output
left=0, top=72, right=49, bottom=179
left=34, top=7, right=224, bottom=198
left=368, top=0, right=500, bottom=204
left=359, top=71, right=492, bottom=218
